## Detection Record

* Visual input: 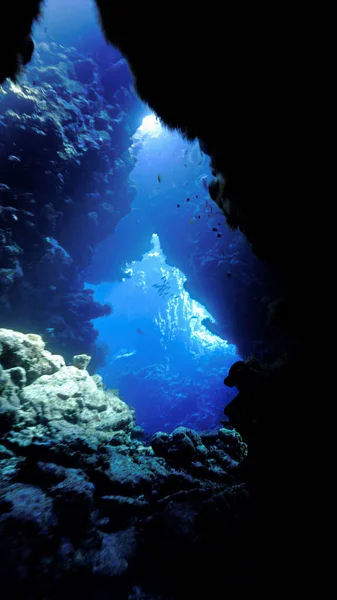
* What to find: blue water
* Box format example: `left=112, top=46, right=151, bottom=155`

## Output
left=87, top=118, right=240, bottom=433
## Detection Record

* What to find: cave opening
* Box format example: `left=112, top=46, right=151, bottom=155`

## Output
left=85, top=108, right=243, bottom=433
left=88, top=232, right=239, bottom=434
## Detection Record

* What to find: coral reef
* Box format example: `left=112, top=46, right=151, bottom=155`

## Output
left=0, top=328, right=134, bottom=440
left=1, top=328, right=250, bottom=597
left=0, top=41, right=142, bottom=367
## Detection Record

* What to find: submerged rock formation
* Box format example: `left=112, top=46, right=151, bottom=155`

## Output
left=0, top=328, right=250, bottom=597
left=0, top=328, right=134, bottom=441
left=0, top=41, right=142, bottom=367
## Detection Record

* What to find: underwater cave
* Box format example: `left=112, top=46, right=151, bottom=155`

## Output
left=0, top=0, right=320, bottom=597
left=86, top=111, right=242, bottom=434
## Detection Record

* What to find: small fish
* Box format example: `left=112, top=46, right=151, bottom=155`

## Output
left=227, top=272, right=231, bottom=278
left=201, top=177, right=208, bottom=191
left=8, top=155, right=21, bottom=162
left=195, top=194, right=198, bottom=198
left=177, top=204, right=180, bottom=208
left=217, top=233, right=222, bottom=238
left=157, top=174, right=161, bottom=183
left=111, top=349, right=136, bottom=362
left=186, top=197, right=190, bottom=202
left=212, top=227, right=218, bottom=232
left=190, top=316, right=198, bottom=320
left=136, top=328, right=144, bottom=335
left=189, top=218, right=195, bottom=225
left=184, top=164, right=187, bottom=167
left=197, top=215, right=201, bottom=219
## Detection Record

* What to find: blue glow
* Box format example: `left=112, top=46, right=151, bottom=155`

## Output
left=138, top=114, right=162, bottom=136
left=88, top=232, right=239, bottom=433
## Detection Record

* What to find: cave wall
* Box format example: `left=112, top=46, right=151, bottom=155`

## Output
left=95, top=3, right=312, bottom=329
left=1, top=40, right=143, bottom=367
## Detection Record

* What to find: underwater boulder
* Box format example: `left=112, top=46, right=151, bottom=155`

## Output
left=0, top=328, right=65, bottom=384
left=218, top=427, right=248, bottom=462
left=18, top=365, right=134, bottom=438
left=72, top=353, right=91, bottom=370
left=151, top=427, right=208, bottom=465
left=95, top=449, right=157, bottom=496
left=151, top=431, right=170, bottom=458
left=91, top=373, right=105, bottom=389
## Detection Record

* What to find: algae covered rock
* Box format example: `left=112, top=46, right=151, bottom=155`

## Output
left=97, top=449, right=156, bottom=495
left=72, top=354, right=91, bottom=370
left=151, top=427, right=208, bottom=465
left=0, top=329, right=134, bottom=445
left=19, top=365, right=133, bottom=436
left=91, top=373, right=105, bottom=389
left=218, top=427, right=248, bottom=461
left=0, top=328, right=65, bottom=384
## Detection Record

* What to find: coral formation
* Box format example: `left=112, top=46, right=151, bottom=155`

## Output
left=0, top=41, right=142, bottom=367
left=0, top=328, right=250, bottom=597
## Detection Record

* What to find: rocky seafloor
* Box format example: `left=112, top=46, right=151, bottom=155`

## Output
left=0, top=328, right=251, bottom=599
